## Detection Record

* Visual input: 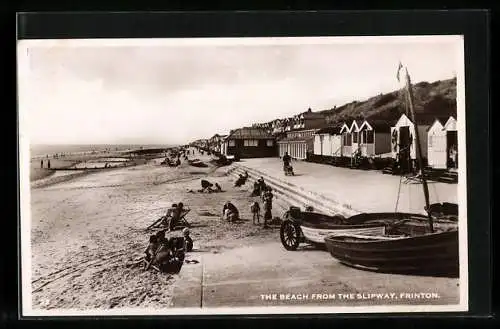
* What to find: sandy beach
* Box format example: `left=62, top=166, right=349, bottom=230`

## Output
left=29, top=150, right=287, bottom=310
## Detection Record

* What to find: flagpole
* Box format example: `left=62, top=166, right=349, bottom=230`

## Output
left=403, top=67, right=434, bottom=233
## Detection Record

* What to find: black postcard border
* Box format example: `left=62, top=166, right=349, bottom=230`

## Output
left=10, top=10, right=491, bottom=325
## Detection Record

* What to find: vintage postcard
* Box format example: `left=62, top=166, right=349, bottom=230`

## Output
left=18, top=35, right=468, bottom=316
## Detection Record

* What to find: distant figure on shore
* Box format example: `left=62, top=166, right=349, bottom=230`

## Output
left=40, top=160, right=43, bottom=168
left=47, top=160, right=51, bottom=169
left=214, top=183, right=222, bottom=192
left=222, top=201, right=239, bottom=222
left=251, top=201, right=261, bottom=225
left=262, top=187, right=274, bottom=228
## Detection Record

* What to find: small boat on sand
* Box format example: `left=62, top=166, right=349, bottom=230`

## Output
left=279, top=207, right=386, bottom=251
left=324, top=212, right=459, bottom=276
left=323, top=64, right=459, bottom=277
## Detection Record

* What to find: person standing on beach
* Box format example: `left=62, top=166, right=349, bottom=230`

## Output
left=40, top=160, right=43, bottom=168
left=262, top=187, right=274, bottom=228
left=47, top=159, right=51, bottom=169
left=251, top=201, right=261, bottom=225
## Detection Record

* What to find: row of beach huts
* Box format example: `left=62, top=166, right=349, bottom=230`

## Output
left=192, top=108, right=458, bottom=178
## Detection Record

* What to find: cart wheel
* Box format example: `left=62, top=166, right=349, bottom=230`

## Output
left=280, top=220, right=301, bottom=251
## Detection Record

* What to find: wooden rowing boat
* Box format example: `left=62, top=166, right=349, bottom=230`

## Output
left=279, top=207, right=386, bottom=250
left=323, top=65, right=459, bottom=277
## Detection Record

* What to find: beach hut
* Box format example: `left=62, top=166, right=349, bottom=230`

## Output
left=340, top=122, right=352, bottom=157
left=313, top=125, right=343, bottom=157
left=224, top=127, right=276, bottom=159
left=390, top=113, right=440, bottom=171
left=357, top=119, right=394, bottom=157
left=349, top=119, right=364, bottom=155
left=427, top=116, right=458, bottom=169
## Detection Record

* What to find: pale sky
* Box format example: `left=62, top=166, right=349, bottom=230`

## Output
left=18, top=36, right=463, bottom=145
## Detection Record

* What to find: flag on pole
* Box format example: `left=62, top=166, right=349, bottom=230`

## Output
left=396, top=61, right=403, bottom=82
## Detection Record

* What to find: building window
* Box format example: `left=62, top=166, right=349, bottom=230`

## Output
left=244, top=139, right=258, bottom=147
left=228, top=140, right=235, bottom=147
left=366, top=130, right=374, bottom=143
left=353, top=132, right=358, bottom=143
left=266, top=140, right=273, bottom=147
left=428, top=135, right=433, bottom=147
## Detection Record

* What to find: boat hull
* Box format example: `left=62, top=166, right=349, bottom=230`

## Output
left=301, top=225, right=386, bottom=244
left=324, top=230, right=459, bottom=277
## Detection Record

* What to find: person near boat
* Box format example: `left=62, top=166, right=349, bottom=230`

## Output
left=222, top=201, right=239, bottom=222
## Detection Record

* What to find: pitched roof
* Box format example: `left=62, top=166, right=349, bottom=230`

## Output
left=226, top=127, right=274, bottom=140
left=362, top=119, right=395, bottom=132
left=316, top=125, right=343, bottom=135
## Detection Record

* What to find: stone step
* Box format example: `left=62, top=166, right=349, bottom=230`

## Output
left=226, top=167, right=308, bottom=214
left=226, top=164, right=358, bottom=218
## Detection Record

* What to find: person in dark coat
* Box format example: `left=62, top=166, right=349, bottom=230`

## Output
left=262, top=187, right=274, bottom=228
left=47, top=160, right=51, bottom=169
left=282, top=152, right=291, bottom=169
left=40, top=160, right=43, bottom=168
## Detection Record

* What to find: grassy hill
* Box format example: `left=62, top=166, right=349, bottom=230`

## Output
left=320, top=78, right=457, bottom=124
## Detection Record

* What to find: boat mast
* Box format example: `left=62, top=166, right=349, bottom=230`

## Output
left=403, top=67, right=434, bottom=233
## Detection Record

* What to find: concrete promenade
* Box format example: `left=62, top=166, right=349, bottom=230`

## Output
left=233, top=158, right=458, bottom=215
left=171, top=242, right=459, bottom=308
left=170, top=157, right=461, bottom=310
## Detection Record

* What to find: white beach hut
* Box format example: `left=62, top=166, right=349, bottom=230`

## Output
left=427, top=116, right=458, bottom=169
left=358, top=119, right=394, bottom=157
left=340, top=122, right=352, bottom=157
left=313, top=125, right=343, bottom=157
left=349, top=119, right=364, bottom=155
left=390, top=113, right=437, bottom=170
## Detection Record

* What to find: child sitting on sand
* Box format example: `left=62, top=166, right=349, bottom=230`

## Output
left=251, top=201, right=261, bottom=225
left=144, top=235, right=159, bottom=263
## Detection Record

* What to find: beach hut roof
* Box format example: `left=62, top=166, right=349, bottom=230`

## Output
left=315, top=125, right=343, bottom=135
left=349, top=119, right=364, bottom=132
left=340, top=122, right=351, bottom=133
left=226, top=127, right=274, bottom=140
left=361, top=119, right=395, bottom=132
left=443, top=116, right=457, bottom=130
left=425, top=116, right=452, bottom=131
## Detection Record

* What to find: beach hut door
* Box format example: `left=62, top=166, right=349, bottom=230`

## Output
left=430, top=133, right=447, bottom=169
left=398, top=126, right=411, bottom=173
left=447, top=131, right=458, bottom=169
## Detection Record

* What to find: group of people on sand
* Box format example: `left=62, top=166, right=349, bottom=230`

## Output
left=144, top=227, right=194, bottom=273
left=229, top=175, right=275, bottom=228
left=251, top=178, right=274, bottom=228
